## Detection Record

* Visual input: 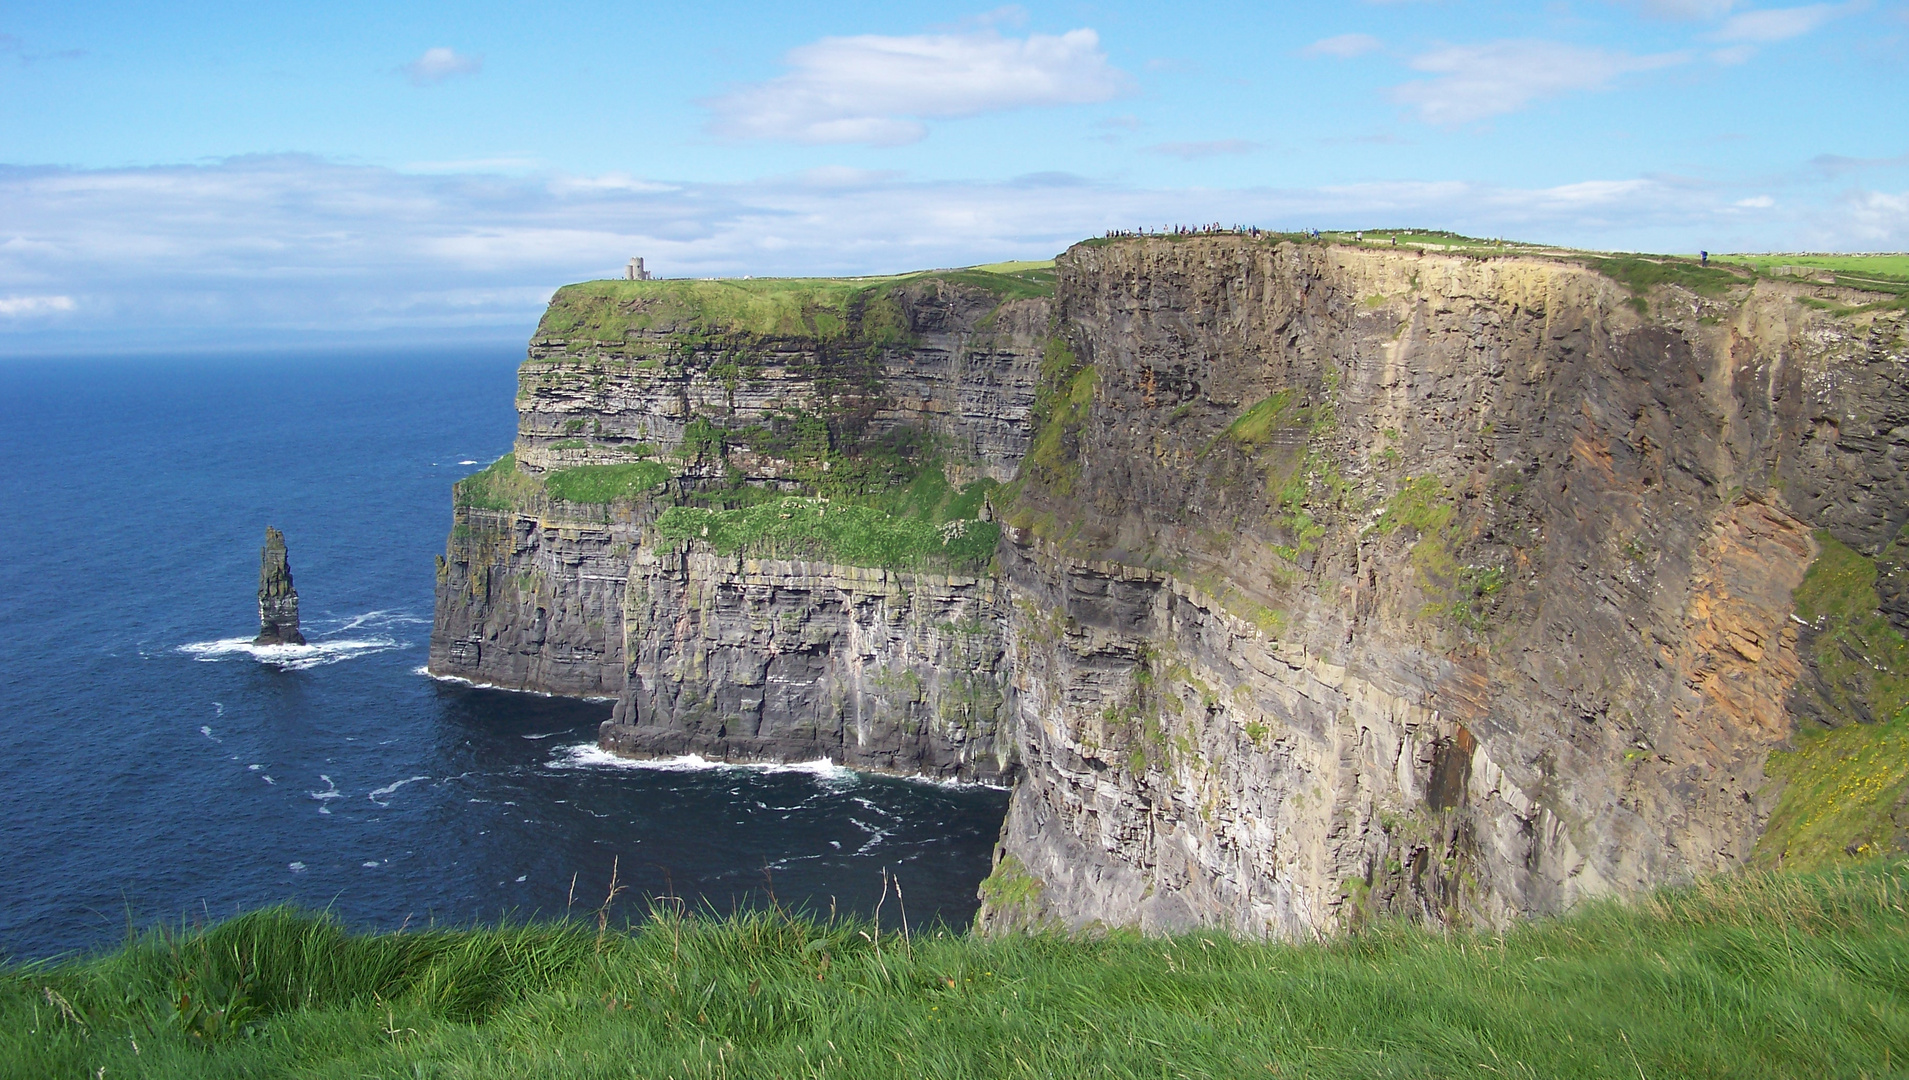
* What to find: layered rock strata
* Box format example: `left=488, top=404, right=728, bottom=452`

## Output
left=984, top=238, right=1905, bottom=934
left=432, top=240, right=1908, bottom=935
left=256, top=526, right=304, bottom=646
left=432, top=272, right=1047, bottom=775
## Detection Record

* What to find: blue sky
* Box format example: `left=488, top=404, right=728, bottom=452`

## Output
left=3, top=0, right=1905, bottom=350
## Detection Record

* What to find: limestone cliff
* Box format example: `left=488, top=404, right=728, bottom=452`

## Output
left=431, top=268, right=1050, bottom=776
left=431, top=239, right=1908, bottom=935
left=986, top=237, right=1905, bottom=934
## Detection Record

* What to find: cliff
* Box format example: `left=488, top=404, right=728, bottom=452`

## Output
left=431, top=239, right=1909, bottom=934
left=431, top=267, right=1051, bottom=777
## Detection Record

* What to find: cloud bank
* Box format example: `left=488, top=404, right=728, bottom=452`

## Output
left=704, top=28, right=1131, bottom=145
left=1391, top=40, right=1687, bottom=126
left=0, top=156, right=1897, bottom=352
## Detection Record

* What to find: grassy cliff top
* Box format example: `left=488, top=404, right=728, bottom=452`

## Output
left=539, top=264, right=1055, bottom=342
left=6, top=862, right=1904, bottom=1077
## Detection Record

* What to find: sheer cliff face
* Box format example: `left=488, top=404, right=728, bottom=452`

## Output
left=988, top=238, right=1905, bottom=934
left=432, top=239, right=1907, bottom=935
left=431, top=275, right=1048, bottom=777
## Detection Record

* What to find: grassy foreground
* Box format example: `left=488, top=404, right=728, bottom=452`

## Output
left=6, top=865, right=1907, bottom=1079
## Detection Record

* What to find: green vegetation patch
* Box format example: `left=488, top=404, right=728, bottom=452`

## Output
left=539, top=267, right=1054, bottom=345
left=1759, top=716, right=1909, bottom=869
left=1021, top=337, right=1095, bottom=499
left=452, top=454, right=543, bottom=512
left=1218, top=390, right=1298, bottom=448
left=1757, top=530, right=1909, bottom=869
left=1793, top=530, right=1909, bottom=726
left=1717, top=253, right=1909, bottom=296
left=8, top=864, right=1908, bottom=1078
left=1582, top=255, right=1751, bottom=299
left=655, top=495, right=1000, bottom=572
left=1375, top=475, right=1455, bottom=536
left=542, top=461, right=672, bottom=504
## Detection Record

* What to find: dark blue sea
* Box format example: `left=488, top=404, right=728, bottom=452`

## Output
left=0, top=350, right=1008, bottom=961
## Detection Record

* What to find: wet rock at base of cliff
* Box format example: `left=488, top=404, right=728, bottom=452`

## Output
left=256, top=526, right=305, bottom=646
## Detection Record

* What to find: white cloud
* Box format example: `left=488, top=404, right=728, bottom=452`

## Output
left=1390, top=40, right=1688, bottom=126
left=1736, top=194, right=1777, bottom=207
left=704, top=28, right=1131, bottom=146
left=1614, top=0, right=1739, bottom=18
left=402, top=47, right=482, bottom=86
left=1305, top=34, right=1384, bottom=58
left=0, top=155, right=1875, bottom=350
left=0, top=294, right=75, bottom=317
left=1832, top=188, right=1909, bottom=246
left=1147, top=140, right=1262, bottom=158
left=1711, top=3, right=1846, bottom=41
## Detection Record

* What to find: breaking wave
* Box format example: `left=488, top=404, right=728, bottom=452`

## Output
left=179, top=635, right=401, bottom=670
left=548, top=743, right=858, bottom=783
left=179, top=610, right=420, bottom=670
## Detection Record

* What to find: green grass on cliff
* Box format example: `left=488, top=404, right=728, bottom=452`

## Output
left=1756, top=529, right=1909, bottom=870
left=7, top=863, right=1907, bottom=1079
left=542, top=461, right=672, bottom=504
left=1716, top=253, right=1909, bottom=294
left=538, top=267, right=1054, bottom=344
left=654, top=494, right=1000, bottom=573
left=453, top=454, right=543, bottom=512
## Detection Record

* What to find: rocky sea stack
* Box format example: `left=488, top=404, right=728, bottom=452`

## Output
left=256, top=526, right=305, bottom=646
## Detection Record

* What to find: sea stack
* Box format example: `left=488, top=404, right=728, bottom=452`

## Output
left=256, top=527, right=305, bottom=646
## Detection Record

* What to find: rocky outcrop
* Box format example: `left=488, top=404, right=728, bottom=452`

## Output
left=256, top=527, right=304, bottom=646
left=432, top=240, right=1908, bottom=936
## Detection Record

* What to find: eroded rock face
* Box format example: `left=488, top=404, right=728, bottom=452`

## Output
left=986, top=238, right=1905, bottom=934
left=602, top=549, right=1013, bottom=780
left=432, top=239, right=1909, bottom=936
left=431, top=277, right=1048, bottom=776
left=256, top=527, right=305, bottom=646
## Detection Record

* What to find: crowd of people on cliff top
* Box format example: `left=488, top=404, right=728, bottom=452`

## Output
left=1102, top=224, right=1343, bottom=240
left=1103, top=223, right=1268, bottom=238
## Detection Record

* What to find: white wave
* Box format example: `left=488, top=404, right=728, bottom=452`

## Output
left=212, top=702, right=224, bottom=717
left=200, top=725, right=219, bottom=742
left=900, top=771, right=1011, bottom=791
left=368, top=775, right=432, bottom=806
left=458, top=459, right=479, bottom=465
left=548, top=743, right=858, bottom=783
left=179, top=635, right=402, bottom=671
left=412, top=667, right=615, bottom=701
left=309, top=775, right=343, bottom=807
left=324, top=609, right=429, bottom=633
left=288, top=862, right=306, bottom=872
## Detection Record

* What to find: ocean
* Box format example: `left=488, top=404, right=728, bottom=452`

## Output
left=0, top=349, right=1009, bottom=961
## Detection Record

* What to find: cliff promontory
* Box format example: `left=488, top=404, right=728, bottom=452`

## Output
left=431, top=237, right=1909, bottom=936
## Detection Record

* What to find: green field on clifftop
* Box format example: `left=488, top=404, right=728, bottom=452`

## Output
left=538, top=264, right=1055, bottom=343
left=6, top=862, right=1905, bottom=1079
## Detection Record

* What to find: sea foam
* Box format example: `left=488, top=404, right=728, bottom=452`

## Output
left=548, top=742, right=857, bottom=783
left=179, top=636, right=401, bottom=670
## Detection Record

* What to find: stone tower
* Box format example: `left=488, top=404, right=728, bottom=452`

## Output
left=256, top=526, right=305, bottom=646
